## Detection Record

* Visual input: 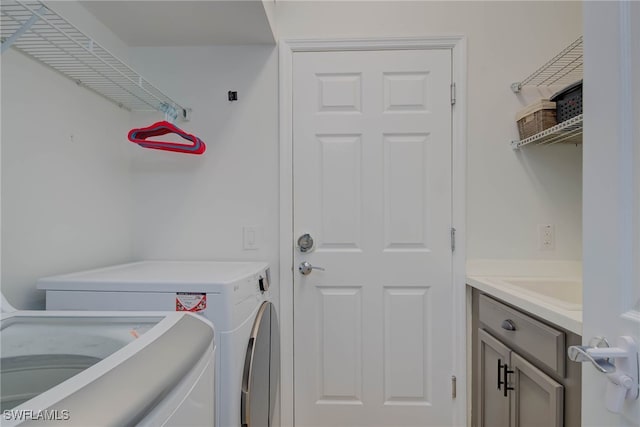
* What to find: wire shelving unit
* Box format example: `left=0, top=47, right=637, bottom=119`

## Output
left=511, top=114, right=583, bottom=149
left=0, top=0, right=189, bottom=121
left=510, top=36, right=583, bottom=149
left=511, top=36, right=583, bottom=93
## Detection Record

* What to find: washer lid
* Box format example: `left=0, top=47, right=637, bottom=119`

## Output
left=1, top=292, right=17, bottom=313
left=1, top=312, right=165, bottom=359
left=37, top=261, right=269, bottom=293
left=1, top=311, right=214, bottom=427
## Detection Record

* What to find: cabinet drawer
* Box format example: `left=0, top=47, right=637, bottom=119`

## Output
left=478, top=294, right=565, bottom=376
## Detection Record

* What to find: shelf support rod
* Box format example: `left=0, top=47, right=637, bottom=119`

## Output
left=160, top=103, right=179, bottom=124
left=1, top=5, right=46, bottom=54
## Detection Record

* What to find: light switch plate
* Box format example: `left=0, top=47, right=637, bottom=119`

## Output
left=243, top=226, right=261, bottom=250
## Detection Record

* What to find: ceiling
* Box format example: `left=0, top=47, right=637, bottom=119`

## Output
left=80, top=1, right=276, bottom=46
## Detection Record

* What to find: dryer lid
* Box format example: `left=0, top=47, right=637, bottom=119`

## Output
left=37, top=261, right=270, bottom=293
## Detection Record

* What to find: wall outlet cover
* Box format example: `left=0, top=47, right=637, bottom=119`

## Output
left=538, top=224, right=555, bottom=251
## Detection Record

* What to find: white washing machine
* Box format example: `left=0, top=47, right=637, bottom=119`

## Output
left=37, top=261, right=279, bottom=427
left=1, top=300, right=215, bottom=426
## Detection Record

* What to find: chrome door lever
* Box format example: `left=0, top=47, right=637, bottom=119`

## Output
left=568, top=336, right=639, bottom=413
left=567, top=345, right=616, bottom=373
left=568, top=336, right=616, bottom=373
left=298, top=261, right=325, bottom=276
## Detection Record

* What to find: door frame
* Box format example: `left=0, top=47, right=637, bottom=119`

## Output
left=279, top=36, right=468, bottom=427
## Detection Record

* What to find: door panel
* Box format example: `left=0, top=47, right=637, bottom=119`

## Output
left=317, top=286, right=363, bottom=403
left=383, top=287, right=431, bottom=404
left=383, top=134, right=431, bottom=250
left=317, top=135, right=362, bottom=250
left=293, top=49, right=453, bottom=427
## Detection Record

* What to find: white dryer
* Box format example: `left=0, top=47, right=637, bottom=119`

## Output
left=37, top=261, right=279, bottom=427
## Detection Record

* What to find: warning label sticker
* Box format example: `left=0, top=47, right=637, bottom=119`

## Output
left=176, top=293, right=207, bottom=312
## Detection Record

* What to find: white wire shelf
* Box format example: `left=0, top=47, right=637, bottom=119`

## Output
left=1, top=0, right=189, bottom=120
left=511, top=36, right=583, bottom=93
left=511, top=114, right=583, bottom=149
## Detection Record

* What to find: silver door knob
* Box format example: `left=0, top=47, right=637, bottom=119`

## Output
left=298, top=261, right=325, bottom=275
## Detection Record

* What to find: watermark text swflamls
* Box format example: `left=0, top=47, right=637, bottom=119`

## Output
left=3, top=409, right=70, bottom=422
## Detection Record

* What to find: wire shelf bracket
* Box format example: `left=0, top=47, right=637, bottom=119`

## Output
left=1, top=0, right=190, bottom=121
left=511, top=114, right=583, bottom=150
left=511, top=36, right=583, bottom=93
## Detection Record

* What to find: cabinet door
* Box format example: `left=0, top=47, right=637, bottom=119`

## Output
left=510, top=352, right=563, bottom=427
left=478, top=329, right=510, bottom=427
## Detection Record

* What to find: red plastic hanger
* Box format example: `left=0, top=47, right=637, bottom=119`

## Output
left=128, top=121, right=206, bottom=155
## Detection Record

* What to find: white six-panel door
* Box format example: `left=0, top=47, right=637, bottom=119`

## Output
left=582, top=2, right=640, bottom=425
left=292, top=49, right=453, bottom=427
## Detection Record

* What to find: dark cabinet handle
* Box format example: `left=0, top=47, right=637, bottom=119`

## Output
left=501, top=319, right=517, bottom=331
left=498, top=359, right=514, bottom=397
left=497, top=359, right=503, bottom=390
left=503, top=363, right=514, bottom=397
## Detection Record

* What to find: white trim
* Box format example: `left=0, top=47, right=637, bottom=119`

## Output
left=618, top=1, right=640, bottom=328
left=634, top=1, right=640, bottom=321
left=284, top=35, right=468, bottom=52
left=278, top=38, right=295, bottom=427
left=617, top=0, right=636, bottom=318
left=278, top=36, right=467, bottom=427
left=450, top=35, right=468, bottom=427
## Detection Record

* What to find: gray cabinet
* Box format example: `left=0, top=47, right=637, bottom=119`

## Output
left=478, top=329, right=510, bottom=427
left=478, top=329, right=563, bottom=427
left=471, top=290, right=582, bottom=427
left=510, top=352, right=563, bottom=427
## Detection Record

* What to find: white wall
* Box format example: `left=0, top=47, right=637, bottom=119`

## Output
left=45, top=1, right=131, bottom=60
left=276, top=0, right=583, bottom=261
left=128, top=45, right=280, bottom=303
left=1, top=49, right=134, bottom=309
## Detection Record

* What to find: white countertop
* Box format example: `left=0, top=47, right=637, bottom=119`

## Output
left=467, top=276, right=582, bottom=335
left=466, top=260, right=583, bottom=335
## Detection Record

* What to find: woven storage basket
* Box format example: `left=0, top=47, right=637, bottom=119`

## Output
left=516, top=100, right=557, bottom=140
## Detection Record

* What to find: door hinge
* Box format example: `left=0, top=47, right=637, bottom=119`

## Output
left=450, top=83, right=456, bottom=105
left=451, top=227, right=456, bottom=252
left=451, top=375, right=457, bottom=399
